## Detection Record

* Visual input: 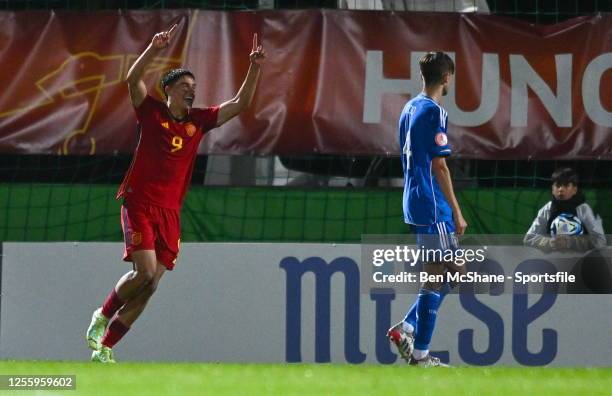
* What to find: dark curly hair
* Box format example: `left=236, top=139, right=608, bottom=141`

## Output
left=160, top=68, right=195, bottom=98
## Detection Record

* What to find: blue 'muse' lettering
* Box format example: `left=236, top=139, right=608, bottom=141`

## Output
left=512, top=259, right=558, bottom=366
left=370, top=289, right=397, bottom=364
left=281, top=256, right=558, bottom=366
left=280, top=256, right=366, bottom=363
left=459, top=259, right=505, bottom=365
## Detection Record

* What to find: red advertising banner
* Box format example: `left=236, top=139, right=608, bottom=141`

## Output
left=0, top=10, right=610, bottom=159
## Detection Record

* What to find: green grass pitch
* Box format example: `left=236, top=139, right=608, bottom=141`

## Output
left=1, top=361, right=611, bottom=395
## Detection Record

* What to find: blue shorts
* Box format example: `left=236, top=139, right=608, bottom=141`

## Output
left=411, top=221, right=458, bottom=251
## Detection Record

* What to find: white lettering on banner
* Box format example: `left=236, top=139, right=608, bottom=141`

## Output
left=510, top=54, right=572, bottom=127
left=582, top=53, right=612, bottom=127
left=444, top=53, right=500, bottom=127
left=363, top=51, right=421, bottom=123
left=363, top=51, right=612, bottom=127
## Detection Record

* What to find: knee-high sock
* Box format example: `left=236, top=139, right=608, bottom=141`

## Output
left=100, top=317, right=130, bottom=348
left=413, top=288, right=442, bottom=351
left=101, top=288, right=125, bottom=319
left=403, top=281, right=451, bottom=331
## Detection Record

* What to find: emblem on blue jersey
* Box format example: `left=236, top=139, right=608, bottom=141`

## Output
left=435, top=132, right=448, bottom=146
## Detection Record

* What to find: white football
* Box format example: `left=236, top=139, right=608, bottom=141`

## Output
left=550, top=213, right=584, bottom=236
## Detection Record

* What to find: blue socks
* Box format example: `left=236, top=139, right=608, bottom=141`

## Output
left=403, top=281, right=451, bottom=332
left=412, top=289, right=442, bottom=350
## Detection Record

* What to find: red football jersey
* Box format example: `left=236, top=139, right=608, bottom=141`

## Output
left=117, top=95, right=219, bottom=209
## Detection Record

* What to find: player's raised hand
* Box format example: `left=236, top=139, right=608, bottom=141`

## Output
left=249, top=33, right=266, bottom=65
left=151, top=24, right=178, bottom=50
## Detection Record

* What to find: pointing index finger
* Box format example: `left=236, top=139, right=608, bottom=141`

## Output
left=168, top=23, right=178, bottom=36
left=252, top=33, right=258, bottom=52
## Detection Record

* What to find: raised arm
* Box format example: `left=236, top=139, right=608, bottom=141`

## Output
left=125, top=24, right=178, bottom=108
left=216, top=33, right=266, bottom=127
left=432, top=156, right=468, bottom=235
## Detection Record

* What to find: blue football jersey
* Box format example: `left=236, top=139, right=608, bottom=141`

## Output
left=399, top=93, right=453, bottom=226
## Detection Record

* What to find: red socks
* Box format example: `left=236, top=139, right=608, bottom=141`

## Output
left=101, top=317, right=130, bottom=348
left=101, top=288, right=124, bottom=319
left=100, top=289, right=130, bottom=348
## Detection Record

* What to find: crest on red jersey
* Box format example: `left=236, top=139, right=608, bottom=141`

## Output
left=185, top=123, right=196, bottom=137
left=131, top=232, right=142, bottom=246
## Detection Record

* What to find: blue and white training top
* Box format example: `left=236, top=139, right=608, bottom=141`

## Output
left=399, top=93, right=452, bottom=226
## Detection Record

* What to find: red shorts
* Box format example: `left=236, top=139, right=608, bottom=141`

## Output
left=120, top=200, right=181, bottom=270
